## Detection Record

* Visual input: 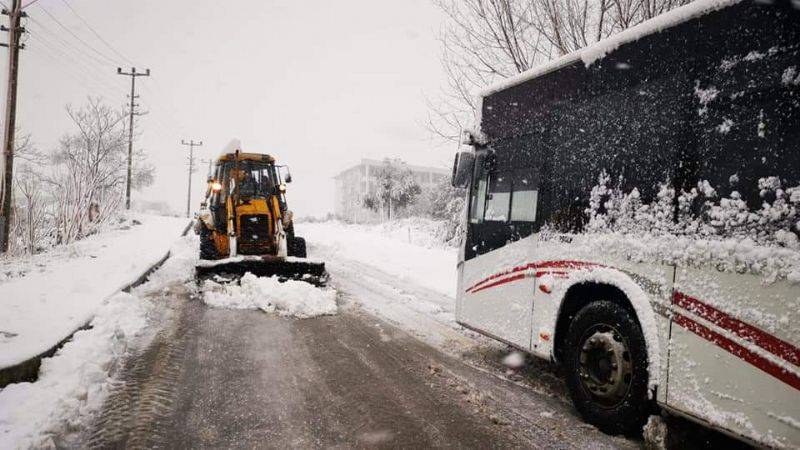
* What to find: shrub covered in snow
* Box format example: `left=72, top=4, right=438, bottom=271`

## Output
left=577, top=172, right=800, bottom=282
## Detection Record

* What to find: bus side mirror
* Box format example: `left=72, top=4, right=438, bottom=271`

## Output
left=451, top=151, right=475, bottom=188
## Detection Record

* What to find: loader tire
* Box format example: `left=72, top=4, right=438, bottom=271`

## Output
left=199, top=226, right=219, bottom=260
left=563, top=301, right=651, bottom=436
left=288, top=236, right=307, bottom=258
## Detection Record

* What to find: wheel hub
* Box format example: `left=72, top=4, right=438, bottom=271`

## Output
left=578, top=326, right=633, bottom=407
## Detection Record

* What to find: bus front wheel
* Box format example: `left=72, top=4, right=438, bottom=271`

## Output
left=563, top=301, right=651, bottom=435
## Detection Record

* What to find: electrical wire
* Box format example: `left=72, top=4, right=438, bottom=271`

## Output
left=59, top=0, right=136, bottom=66
left=25, top=4, right=188, bottom=149
left=26, top=14, right=119, bottom=68
left=21, top=0, right=43, bottom=9
left=36, top=3, right=119, bottom=66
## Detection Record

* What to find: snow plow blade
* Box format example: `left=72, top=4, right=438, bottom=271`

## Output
left=196, top=256, right=328, bottom=286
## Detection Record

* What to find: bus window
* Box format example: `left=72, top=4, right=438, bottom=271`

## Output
left=510, top=174, right=538, bottom=222
left=484, top=172, right=511, bottom=222
left=469, top=171, right=488, bottom=224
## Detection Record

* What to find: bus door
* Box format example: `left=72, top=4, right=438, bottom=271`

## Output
left=459, top=161, right=540, bottom=349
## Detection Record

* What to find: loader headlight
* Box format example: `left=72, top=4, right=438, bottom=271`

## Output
left=279, top=184, right=286, bottom=192
left=211, top=181, right=222, bottom=192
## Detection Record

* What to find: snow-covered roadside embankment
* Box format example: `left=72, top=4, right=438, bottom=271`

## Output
left=0, top=214, right=190, bottom=372
left=0, top=230, right=198, bottom=449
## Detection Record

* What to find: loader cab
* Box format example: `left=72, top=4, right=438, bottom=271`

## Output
left=206, top=153, right=286, bottom=235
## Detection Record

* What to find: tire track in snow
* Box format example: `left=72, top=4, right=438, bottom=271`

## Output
left=84, top=283, right=198, bottom=449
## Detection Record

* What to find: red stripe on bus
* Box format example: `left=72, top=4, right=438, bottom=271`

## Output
left=673, top=292, right=800, bottom=368
left=466, top=260, right=600, bottom=293
left=466, top=263, right=535, bottom=293
left=534, top=271, right=568, bottom=278
left=466, top=270, right=571, bottom=294
left=469, top=273, right=527, bottom=294
left=673, top=313, right=800, bottom=392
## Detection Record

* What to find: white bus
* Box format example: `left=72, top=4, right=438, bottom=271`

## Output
left=451, top=0, right=800, bottom=447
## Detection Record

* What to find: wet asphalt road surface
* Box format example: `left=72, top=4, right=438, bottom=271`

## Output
left=78, top=281, right=637, bottom=450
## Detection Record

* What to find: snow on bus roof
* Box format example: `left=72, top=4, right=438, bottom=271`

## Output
left=478, top=0, right=741, bottom=98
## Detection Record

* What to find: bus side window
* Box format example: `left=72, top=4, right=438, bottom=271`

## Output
left=469, top=170, right=488, bottom=224
left=510, top=174, right=538, bottom=222
left=484, top=172, right=511, bottom=222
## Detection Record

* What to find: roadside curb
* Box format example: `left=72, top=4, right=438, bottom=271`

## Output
left=0, top=220, right=194, bottom=388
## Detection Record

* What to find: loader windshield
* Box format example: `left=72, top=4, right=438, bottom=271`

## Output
left=235, top=162, right=279, bottom=198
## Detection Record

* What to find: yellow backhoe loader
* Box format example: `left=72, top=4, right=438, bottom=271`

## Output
left=194, top=141, right=326, bottom=284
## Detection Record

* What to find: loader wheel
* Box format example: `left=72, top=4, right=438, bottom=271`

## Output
left=563, top=301, right=650, bottom=435
left=199, top=226, right=219, bottom=260
left=288, top=236, right=307, bottom=258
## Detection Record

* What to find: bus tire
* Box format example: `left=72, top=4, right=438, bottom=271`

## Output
left=199, top=226, right=219, bottom=260
left=563, top=300, right=650, bottom=436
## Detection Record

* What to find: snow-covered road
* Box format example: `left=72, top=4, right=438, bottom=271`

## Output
left=69, top=222, right=635, bottom=449
left=83, top=272, right=633, bottom=449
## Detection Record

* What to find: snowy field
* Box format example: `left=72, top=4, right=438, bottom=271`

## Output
left=0, top=214, right=189, bottom=369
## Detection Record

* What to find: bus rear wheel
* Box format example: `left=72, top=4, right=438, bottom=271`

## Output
left=563, top=301, right=650, bottom=435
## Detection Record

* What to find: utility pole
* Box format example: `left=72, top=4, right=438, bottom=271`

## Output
left=0, top=0, right=26, bottom=254
left=117, top=67, right=150, bottom=210
left=181, top=139, right=202, bottom=218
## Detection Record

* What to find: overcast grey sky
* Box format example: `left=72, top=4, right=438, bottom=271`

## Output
left=9, top=0, right=452, bottom=216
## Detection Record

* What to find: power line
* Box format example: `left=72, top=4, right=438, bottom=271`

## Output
left=21, top=0, right=42, bottom=8
left=59, top=0, right=135, bottom=66
left=27, top=33, right=120, bottom=99
left=26, top=14, right=118, bottom=68
left=26, top=29, right=126, bottom=99
left=32, top=3, right=189, bottom=144
left=36, top=3, right=118, bottom=65
left=30, top=8, right=188, bottom=142
left=27, top=5, right=182, bottom=170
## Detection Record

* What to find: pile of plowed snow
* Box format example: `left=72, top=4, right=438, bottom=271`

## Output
left=201, top=273, right=337, bottom=318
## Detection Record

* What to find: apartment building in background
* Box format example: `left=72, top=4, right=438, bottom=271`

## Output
left=333, top=158, right=449, bottom=222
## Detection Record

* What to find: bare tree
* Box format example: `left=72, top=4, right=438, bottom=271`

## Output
left=46, top=97, right=153, bottom=244
left=428, top=0, right=545, bottom=141
left=13, top=164, right=48, bottom=254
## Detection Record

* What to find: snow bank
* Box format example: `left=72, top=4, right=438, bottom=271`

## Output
left=0, top=231, right=202, bottom=449
left=0, top=214, right=190, bottom=369
left=201, top=273, right=337, bottom=318
left=298, top=221, right=458, bottom=297
left=0, top=291, right=150, bottom=449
